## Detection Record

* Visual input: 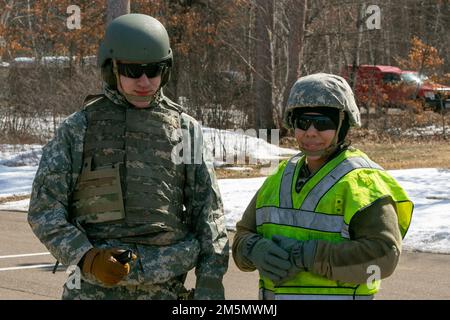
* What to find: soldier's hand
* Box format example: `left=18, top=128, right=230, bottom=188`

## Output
left=247, top=238, right=292, bottom=283
left=193, top=276, right=225, bottom=300
left=272, top=235, right=318, bottom=281
left=81, top=248, right=136, bottom=286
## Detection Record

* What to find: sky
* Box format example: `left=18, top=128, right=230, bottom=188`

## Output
left=1, top=130, right=450, bottom=254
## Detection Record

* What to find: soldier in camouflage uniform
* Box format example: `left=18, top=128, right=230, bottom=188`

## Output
left=28, top=14, right=229, bottom=300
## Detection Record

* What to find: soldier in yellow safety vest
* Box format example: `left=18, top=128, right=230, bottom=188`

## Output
left=232, top=73, right=413, bottom=300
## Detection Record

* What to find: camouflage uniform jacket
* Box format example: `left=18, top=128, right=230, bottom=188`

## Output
left=28, top=87, right=229, bottom=292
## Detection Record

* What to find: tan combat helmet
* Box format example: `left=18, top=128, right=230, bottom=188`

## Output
left=283, top=73, right=361, bottom=157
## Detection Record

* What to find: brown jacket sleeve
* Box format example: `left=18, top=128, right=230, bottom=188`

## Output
left=232, top=192, right=259, bottom=271
left=233, top=194, right=403, bottom=284
left=311, top=196, right=402, bottom=283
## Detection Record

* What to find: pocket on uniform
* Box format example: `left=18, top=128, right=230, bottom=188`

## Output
left=71, top=163, right=125, bottom=224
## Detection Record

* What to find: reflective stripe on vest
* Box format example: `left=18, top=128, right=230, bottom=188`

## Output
left=259, top=288, right=374, bottom=300
left=299, top=157, right=382, bottom=211
left=256, top=206, right=345, bottom=234
left=279, top=153, right=302, bottom=208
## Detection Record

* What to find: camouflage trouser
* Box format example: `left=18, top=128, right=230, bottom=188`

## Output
left=62, top=278, right=187, bottom=300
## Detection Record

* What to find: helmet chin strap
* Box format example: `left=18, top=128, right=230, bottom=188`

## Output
left=299, top=110, right=345, bottom=158
left=112, top=59, right=160, bottom=106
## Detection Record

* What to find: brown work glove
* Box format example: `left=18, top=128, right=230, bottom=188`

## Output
left=81, top=248, right=136, bottom=286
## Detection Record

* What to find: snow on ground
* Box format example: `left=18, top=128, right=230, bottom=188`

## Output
left=202, top=127, right=297, bottom=167
left=218, top=177, right=265, bottom=226
left=223, top=167, right=254, bottom=171
left=0, top=165, right=37, bottom=198
left=388, top=168, right=450, bottom=253
left=0, top=144, right=42, bottom=167
left=1, top=134, right=450, bottom=254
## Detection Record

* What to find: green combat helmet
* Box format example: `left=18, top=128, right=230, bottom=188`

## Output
left=283, top=73, right=361, bottom=157
left=98, top=13, right=173, bottom=103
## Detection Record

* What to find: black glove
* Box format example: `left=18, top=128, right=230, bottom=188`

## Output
left=193, top=276, right=225, bottom=300
left=272, top=235, right=317, bottom=280
left=246, top=237, right=292, bottom=283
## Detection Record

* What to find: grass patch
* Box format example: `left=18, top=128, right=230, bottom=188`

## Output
left=216, top=166, right=267, bottom=179
left=352, top=140, right=450, bottom=170
left=0, top=194, right=30, bottom=204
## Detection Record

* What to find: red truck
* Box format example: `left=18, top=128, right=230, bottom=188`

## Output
left=342, top=65, right=450, bottom=112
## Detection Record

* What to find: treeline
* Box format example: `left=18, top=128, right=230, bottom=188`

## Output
left=0, top=0, right=449, bottom=142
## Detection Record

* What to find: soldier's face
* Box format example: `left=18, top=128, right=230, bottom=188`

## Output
left=117, top=65, right=162, bottom=108
left=294, top=113, right=336, bottom=161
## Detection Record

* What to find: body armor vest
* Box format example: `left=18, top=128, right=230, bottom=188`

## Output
left=70, top=96, right=187, bottom=238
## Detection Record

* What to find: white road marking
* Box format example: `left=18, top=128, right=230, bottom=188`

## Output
left=0, top=263, right=63, bottom=272
left=0, top=252, right=62, bottom=272
left=0, top=252, right=51, bottom=259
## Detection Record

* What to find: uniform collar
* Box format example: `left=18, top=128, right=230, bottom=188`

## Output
left=102, top=82, right=163, bottom=109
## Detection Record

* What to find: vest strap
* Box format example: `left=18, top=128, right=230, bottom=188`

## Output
left=93, top=154, right=125, bottom=167
left=83, top=94, right=105, bottom=108
left=300, top=156, right=383, bottom=211
left=72, top=185, right=119, bottom=201
left=74, top=202, right=123, bottom=216
left=85, top=125, right=124, bottom=136
left=85, top=140, right=124, bottom=150
left=279, top=153, right=302, bottom=208
left=87, top=111, right=124, bottom=121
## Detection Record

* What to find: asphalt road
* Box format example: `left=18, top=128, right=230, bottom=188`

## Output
left=1, top=210, right=449, bottom=300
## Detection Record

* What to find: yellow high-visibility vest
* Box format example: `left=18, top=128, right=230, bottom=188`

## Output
left=256, top=148, right=413, bottom=300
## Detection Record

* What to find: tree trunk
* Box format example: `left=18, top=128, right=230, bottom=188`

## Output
left=350, top=1, right=366, bottom=90
left=0, top=0, right=15, bottom=61
left=282, top=0, right=307, bottom=117
left=106, top=0, right=130, bottom=25
left=253, top=0, right=275, bottom=131
left=382, top=0, right=392, bottom=65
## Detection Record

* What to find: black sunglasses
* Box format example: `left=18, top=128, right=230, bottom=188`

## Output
left=117, top=62, right=166, bottom=79
left=293, top=114, right=337, bottom=131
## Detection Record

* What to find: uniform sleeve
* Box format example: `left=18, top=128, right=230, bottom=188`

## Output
left=310, top=196, right=403, bottom=283
left=232, top=160, right=291, bottom=271
left=182, top=118, right=229, bottom=299
left=27, top=114, right=93, bottom=267
left=232, top=192, right=260, bottom=271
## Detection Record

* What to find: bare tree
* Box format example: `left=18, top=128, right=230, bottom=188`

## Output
left=282, top=0, right=307, bottom=118
left=0, top=0, right=15, bottom=61
left=253, top=0, right=275, bottom=130
left=349, top=1, right=366, bottom=90
left=106, top=0, right=130, bottom=25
